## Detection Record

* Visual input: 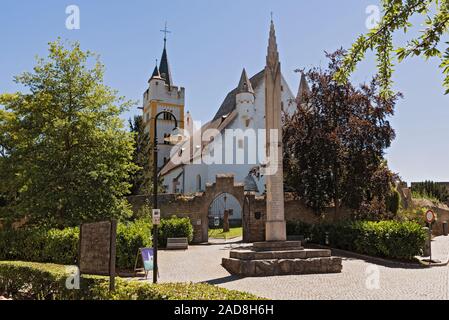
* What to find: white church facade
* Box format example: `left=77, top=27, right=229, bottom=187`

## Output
left=143, top=21, right=309, bottom=215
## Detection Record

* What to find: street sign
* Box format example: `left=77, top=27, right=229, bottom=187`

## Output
left=152, top=209, right=161, bottom=225
left=426, top=210, right=436, bottom=224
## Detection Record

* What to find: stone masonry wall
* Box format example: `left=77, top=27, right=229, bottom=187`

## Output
left=128, top=175, right=353, bottom=244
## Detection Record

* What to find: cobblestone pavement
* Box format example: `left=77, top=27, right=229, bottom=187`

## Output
left=154, top=237, right=449, bottom=300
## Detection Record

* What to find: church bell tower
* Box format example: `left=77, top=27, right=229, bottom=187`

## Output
left=142, top=24, right=185, bottom=170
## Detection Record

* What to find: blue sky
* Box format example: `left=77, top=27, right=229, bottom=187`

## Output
left=1, top=0, right=448, bottom=183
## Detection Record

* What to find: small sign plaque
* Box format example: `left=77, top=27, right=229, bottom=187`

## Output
left=152, top=209, right=161, bottom=225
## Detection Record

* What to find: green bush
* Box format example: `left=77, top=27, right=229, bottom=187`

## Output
left=116, top=219, right=152, bottom=269
left=287, top=220, right=426, bottom=260
left=0, top=216, right=194, bottom=269
left=158, top=216, right=193, bottom=247
left=0, top=261, right=261, bottom=300
left=0, top=220, right=153, bottom=270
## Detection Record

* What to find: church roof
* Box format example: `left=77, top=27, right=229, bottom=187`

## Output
left=159, top=45, right=173, bottom=86
left=159, top=110, right=239, bottom=177
left=296, top=72, right=310, bottom=104
left=244, top=174, right=259, bottom=193
left=237, top=68, right=255, bottom=94
left=212, top=69, right=265, bottom=122
left=150, top=64, right=161, bottom=81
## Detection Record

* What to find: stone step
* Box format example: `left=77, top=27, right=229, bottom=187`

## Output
left=252, top=241, right=303, bottom=252
left=222, top=257, right=343, bottom=277
left=230, top=249, right=331, bottom=260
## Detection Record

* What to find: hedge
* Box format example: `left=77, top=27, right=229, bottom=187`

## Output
left=287, top=220, right=426, bottom=260
left=0, top=261, right=261, bottom=300
left=158, top=216, right=194, bottom=247
left=0, top=217, right=193, bottom=270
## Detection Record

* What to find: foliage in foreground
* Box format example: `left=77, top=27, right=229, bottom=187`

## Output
left=0, top=261, right=260, bottom=300
left=335, top=0, right=449, bottom=96
left=0, top=40, right=137, bottom=228
left=287, top=220, right=426, bottom=260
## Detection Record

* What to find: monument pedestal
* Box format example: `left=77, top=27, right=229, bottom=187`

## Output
left=222, top=241, right=343, bottom=277
left=265, top=220, right=287, bottom=242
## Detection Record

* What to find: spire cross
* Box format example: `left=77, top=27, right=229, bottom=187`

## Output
left=160, top=22, right=172, bottom=45
left=270, top=12, right=273, bottom=22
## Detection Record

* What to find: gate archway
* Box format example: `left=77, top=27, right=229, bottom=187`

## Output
left=208, top=193, right=243, bottom=230
left=199, top=175, right=246, bottom=243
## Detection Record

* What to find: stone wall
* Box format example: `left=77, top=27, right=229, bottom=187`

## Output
left=128, top=175, right=353, bottom=244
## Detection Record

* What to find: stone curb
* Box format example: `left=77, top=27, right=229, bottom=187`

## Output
left=308, top=244, right=430, bottom=269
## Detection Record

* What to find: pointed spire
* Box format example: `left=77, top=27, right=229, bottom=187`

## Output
left=151, top=60, right=160, bottom=78
left=159, top=22, right=173, bottom=87
left=296, top=72, right=310, bottom=104
left=237, top=68, right=255, bottom=94
left=159, top=46, right=173, bottom=87
left=266, top=19, right=280, bottom=73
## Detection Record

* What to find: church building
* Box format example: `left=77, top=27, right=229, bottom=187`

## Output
left=144, top=21, right=309, bottom=209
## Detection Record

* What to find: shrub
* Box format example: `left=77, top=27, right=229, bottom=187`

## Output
left=116, top=219, right=152, bottom=269
left=0, top=219, right=153, bottom=270
left=158, top=216, right=194, bottom=247
left=0, top=261, right=261, bottom=300
left=0, top=216, right=194, bottom=269
left=287, top=220, right=426, bottom=260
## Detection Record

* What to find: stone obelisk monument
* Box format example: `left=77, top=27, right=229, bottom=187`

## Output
left=222, top=20, right=343, bottom=276
left=264, top=19, right=287, bottom=242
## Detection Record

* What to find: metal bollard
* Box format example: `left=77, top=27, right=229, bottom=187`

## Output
left=423, top=227, right=431, bottom=257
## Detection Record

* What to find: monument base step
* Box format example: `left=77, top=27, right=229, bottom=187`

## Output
left=252, top=241, right=303, bottom=252
left=230, top=248, right=331, bottom=260
left=222, top=256, right=343, bottom=277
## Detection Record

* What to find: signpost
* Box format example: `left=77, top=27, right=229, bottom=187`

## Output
left=79, top=220, right=117, bottom=291
left=425, top=210, right=436, bottom=265
left=152, top=209, right=161, bottom=284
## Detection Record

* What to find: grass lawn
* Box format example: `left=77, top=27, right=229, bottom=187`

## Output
left=208, top=227, right=242, bottom=240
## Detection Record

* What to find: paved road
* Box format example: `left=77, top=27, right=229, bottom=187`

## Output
left=153, top=237, right=449, bottom=300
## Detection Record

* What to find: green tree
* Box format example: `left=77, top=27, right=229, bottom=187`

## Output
left=284, top=50, right=399, bottom=218
left=128, top=115, right=152, bottom=195
left=0, top=40, right=137, bottom=228
left=335, top=0, right=449, bottom=96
